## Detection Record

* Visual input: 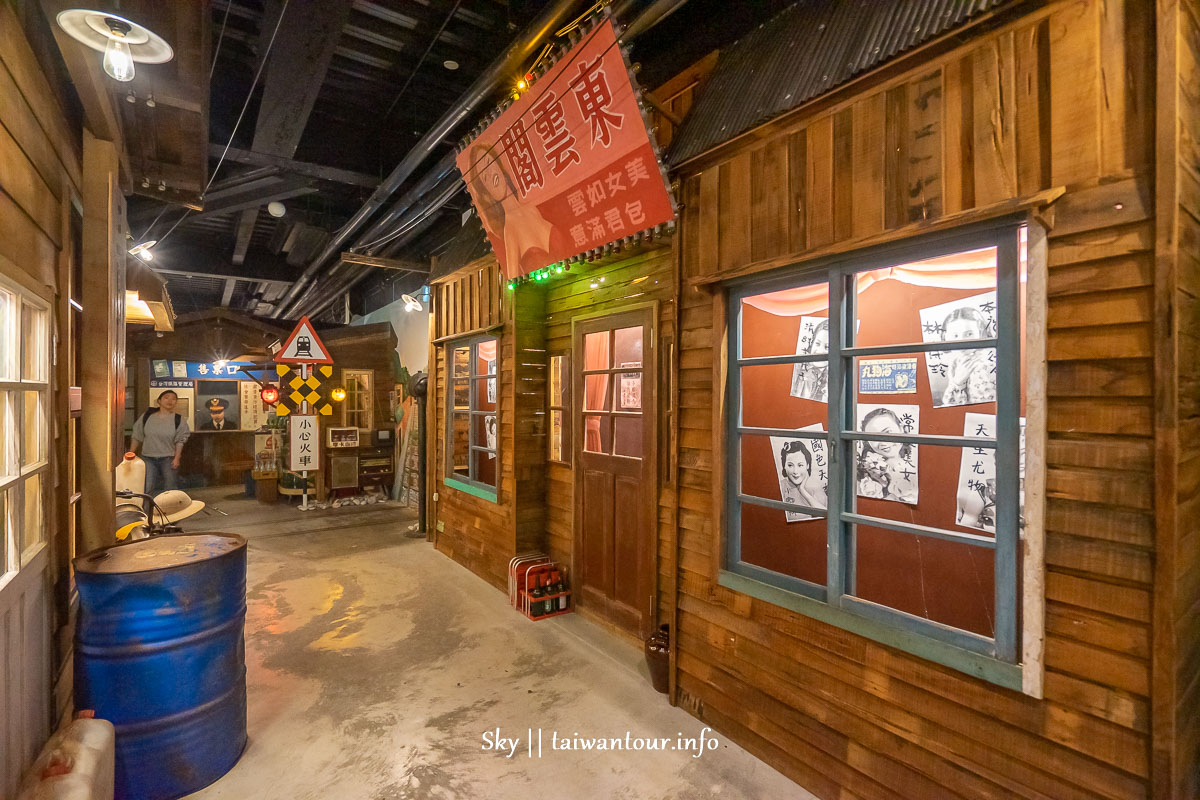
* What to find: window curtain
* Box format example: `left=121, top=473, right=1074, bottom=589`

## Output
left=583, top=333, right=610, bottom=452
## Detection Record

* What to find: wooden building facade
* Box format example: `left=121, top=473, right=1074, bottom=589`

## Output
left=426, top=1, right=1198, bottom=797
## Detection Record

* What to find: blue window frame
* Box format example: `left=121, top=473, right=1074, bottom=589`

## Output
left=445, top=335, right=499, bottom=498
left=724, top=221, right=1028, bottom=685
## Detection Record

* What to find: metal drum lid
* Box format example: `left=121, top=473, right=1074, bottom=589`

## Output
left=75, top=533, right=246, bottom=574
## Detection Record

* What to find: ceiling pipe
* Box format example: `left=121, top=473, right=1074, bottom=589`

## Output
left=270, top=0, right=584, bottom=318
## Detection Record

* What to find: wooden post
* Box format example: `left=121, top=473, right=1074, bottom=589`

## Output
left=79, top=131, right=126, bottom=554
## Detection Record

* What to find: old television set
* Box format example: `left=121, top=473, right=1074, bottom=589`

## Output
left=373, top=429, right=393, bottom=447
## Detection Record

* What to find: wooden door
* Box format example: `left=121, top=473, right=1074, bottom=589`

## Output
left=573, top=308, right=656, bottom=637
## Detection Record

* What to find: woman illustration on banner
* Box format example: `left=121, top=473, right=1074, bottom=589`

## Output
left=940, top=307, right=997, bottom=407
left=857, top=407, right=918, bottom=503
left=777, top=439, right=826, bottom=521
left=469, top=142, right=571, bottom=275
left=790, top=318, right=829, bottom=403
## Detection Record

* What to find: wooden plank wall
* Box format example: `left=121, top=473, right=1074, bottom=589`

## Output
left=542, top=243, right=677, bottom=627
left=0, top=3, right=82, bottom=794
left=647, top=51, right=718, bottom=151
left=1168, top=0, right=1200, bottom=795
left=428, top=256, right=548, bottom=589
left=673, top=1, right=1164, bottom=797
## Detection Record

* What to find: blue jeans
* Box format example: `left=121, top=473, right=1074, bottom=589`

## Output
left=144, top=456, right=178, bottom=496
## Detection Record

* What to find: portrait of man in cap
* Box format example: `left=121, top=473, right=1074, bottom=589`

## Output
left=199, top=396, right=239, bottom=431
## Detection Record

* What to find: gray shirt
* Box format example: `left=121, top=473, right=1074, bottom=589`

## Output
left=133, top=410, right=191, bottom=458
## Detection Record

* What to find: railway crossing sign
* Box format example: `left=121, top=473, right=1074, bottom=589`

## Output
left=274, top=363, right=333, bottom=416
left=276, top=316, right=332, bottom=364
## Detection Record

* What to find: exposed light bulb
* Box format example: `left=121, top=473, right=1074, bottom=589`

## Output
left=102, top=19, right=135, bottom=82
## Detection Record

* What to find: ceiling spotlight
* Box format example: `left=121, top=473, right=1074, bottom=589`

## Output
left=401, top=293, right=422, bottom=313
left=128, top=240, right=157, bottom=261
left=56, top=10, right=174, bottom=84
left=145, top=94, right=156, bottom=108
left=125, top=91, right=137, bottom=103
left=141, top=176, right=150, bottom=188
left=157, top=180, right=166, bottom=192
left=443, top=59, right=459, bottom=70
left=267, top=201, right=286, bottom=218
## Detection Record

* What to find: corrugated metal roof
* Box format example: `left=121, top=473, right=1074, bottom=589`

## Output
left=429, top=213, right=493, bottom=283
left=668, top=0, right=1005, bottom=165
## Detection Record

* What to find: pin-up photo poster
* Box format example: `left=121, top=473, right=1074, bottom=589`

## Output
left=789, top=316, right=830, bottom=403
left=856, top=404, right=919, bottom=504
left=768, top=423, right=828, bottom=522
left=956, top=412, right=1026, bottom=532
left=919, top=291, right=998, bottom=408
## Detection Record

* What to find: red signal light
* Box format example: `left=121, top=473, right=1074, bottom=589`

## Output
left=260, top=385, right=280, bottom=405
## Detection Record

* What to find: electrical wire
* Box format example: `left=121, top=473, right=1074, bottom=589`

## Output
left=382, top=0, right=463, bottom=123
left=210, top=0, right=233, bottom=79
left=353, top=181, right=463, bottom=252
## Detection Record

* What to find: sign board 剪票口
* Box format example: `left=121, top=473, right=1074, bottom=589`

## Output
left=456, top=17, right=674, bottom=280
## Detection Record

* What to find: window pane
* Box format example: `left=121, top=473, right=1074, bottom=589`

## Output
left=854, top=351, right=996, bottom=427
left=0, top=392, right=16, bottom=479
left=616, top=372, right=641, bottom=410
left=474, top=378, right=496, bottom=412
left=613, top=326, right=643, bottom=368
left=22, top=390, right=44, bottom=466
left=741, top=364, right=828, bottom=429
left=852, top=524, right=995, bottom=637
left=476, top=339, right=497, bottom=376
left=0, top=489, right=6, bottom=575
left=549, top=410, right=564, bottom=461
left=3, top=485, right=14, bottom=574
left=584, top=331, right=610, bottom=370
left=612, top=415, right=642, bottom=458
left=452, top=346, right=470, bottom=377
left=583, top=415, right=610, bottom=454
left=549, top=355, right=566, bottom=407
left=739, top=284, right=829, bottom=359
left=584, top=375, right=610, bottom=412
left=453, top=379, right=469, bottom=409
left=450, top=412, right=469, bottom=477
left=21, top=302, right=48, bottom=382
left=739, top=502, right=827, bottom=586
left=22, top=472, right=43, bottom=557
left=854, top=246, right=997, bottom=349
left=0, top=288, right=15, bottom=380
left=473, top=449, right=497, bottom=488
left=474, top=413, right=498, bottom=451
left=740, top=433, right=828, bottom=515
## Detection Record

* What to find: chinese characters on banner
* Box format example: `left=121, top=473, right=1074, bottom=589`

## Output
left=289, top=414, right=319, bottom=472
left=456, top=18, right=674, bottom=279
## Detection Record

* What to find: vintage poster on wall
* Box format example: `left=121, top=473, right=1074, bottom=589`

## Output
left=955, top=412, right=1027, bottom=532
left=196, top=380, right=240, bottom=431
left=485, top=413, right=498, bottom=451
left=456, top=17, right=675, bottom=279
left=768, top=424, right=828, bottom=522
left=856, top=403, right=920, bottom=503
left=789, top=316, right=830, bottom=402
left=859, top=357, right=918, bottom=394
left=239, top=380, right=269, bottom=431
left=919, top=291, right=998, bottom=407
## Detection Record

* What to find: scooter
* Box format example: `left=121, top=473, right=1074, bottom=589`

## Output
left=114, top=489, right=206, bottom=541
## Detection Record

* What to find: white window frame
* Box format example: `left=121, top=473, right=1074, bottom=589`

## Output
left=341, top=368, right=374, bottom=432
left=0, top=274, right=51, bottom=588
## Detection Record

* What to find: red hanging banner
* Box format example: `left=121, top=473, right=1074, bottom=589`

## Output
left=456, top=17, right=675, bottom=280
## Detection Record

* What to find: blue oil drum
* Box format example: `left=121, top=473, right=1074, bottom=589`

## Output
left=74, top=533, right=248, bottom=800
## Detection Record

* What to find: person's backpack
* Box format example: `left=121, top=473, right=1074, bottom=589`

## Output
left=140, top=408, right=182, bottom=430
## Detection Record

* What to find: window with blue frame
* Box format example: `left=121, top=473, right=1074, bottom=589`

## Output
left=446, top=335, right=499, bottom=494
left=724, top=222, right=1030, bottom=683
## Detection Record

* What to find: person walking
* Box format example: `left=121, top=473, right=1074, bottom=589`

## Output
left=131, top=390, right=191, bottom=496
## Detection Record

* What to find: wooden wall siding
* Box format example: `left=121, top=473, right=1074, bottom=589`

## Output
left=1167, top=0, right=1200, bottom=796
left=428, top=256, right=549, bottom=589
left=673, top=2, right=1165, bottom=798
left=647, top=51, right=718, bottom=152
left=542, top=243, right=677, bottom=626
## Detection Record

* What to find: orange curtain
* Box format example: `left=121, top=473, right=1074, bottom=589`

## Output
left=583, top=333, right=610, bottom=452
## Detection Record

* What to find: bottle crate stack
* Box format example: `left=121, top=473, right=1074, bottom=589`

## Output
left=508, top=553, right=572, bottom=621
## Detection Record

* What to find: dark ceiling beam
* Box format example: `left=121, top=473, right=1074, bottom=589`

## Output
left=191, top=178, right=318, bottom=221
left=209, top=145, right=380, bottom=188
left=339, top=252, right=431, bottom=272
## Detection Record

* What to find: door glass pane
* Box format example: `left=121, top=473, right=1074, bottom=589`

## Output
left=0, top=288, right=14, bottom=380
left=616, top=372, right=641, bottom=410
left=22, top=472, right=43, bottom=557
left=583, top=415, right=610, bottom=454
left=21, top=302, right=48, bottom=382
left=584, top=375, right=610, bottom=411
left=451, top=412, right=470, bottom=477
left=0, top=392, right=15, bottom=479
left=452, top=346, right=470, bottom=377
left=23, top=391, right=44, bottom=466
left=584, top=331, right=610, bottom=370
left=613, top=326, right=643, bottom=368
left=739, top=283, right=829, bottom=359
left=612, top=416, right=642, bottom=458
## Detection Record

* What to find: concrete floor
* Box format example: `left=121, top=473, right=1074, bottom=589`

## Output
left=181, top=487, right=808, bottom=800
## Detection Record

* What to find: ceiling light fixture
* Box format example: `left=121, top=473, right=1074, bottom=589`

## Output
left=55, top=9, right=174, bottom=84
left=128, top=240, right=157, bottom=262
left=401, top=293, right=422, bottom=313
left=443, top=59, right=459, bottom=70
left=267, top=201, right=286, bottom=218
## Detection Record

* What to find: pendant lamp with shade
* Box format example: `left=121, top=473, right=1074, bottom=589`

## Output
left=55, top=9, right=173, bottom=83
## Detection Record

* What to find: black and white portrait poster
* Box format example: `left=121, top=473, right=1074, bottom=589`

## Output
left=789, top=316, right=830, bottom=403
left=955, top=412, right=1026, bottom=532
left=919, top=291, right=998, bottom=408
left=484, top=413, right=497, bottom=451
left=768, top=423, right=828, bottom=522
left=856, top=403, right=919, bottom=504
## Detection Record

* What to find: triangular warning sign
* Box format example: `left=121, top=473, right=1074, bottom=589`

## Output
left=275, top=316, right=333, bottom=364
